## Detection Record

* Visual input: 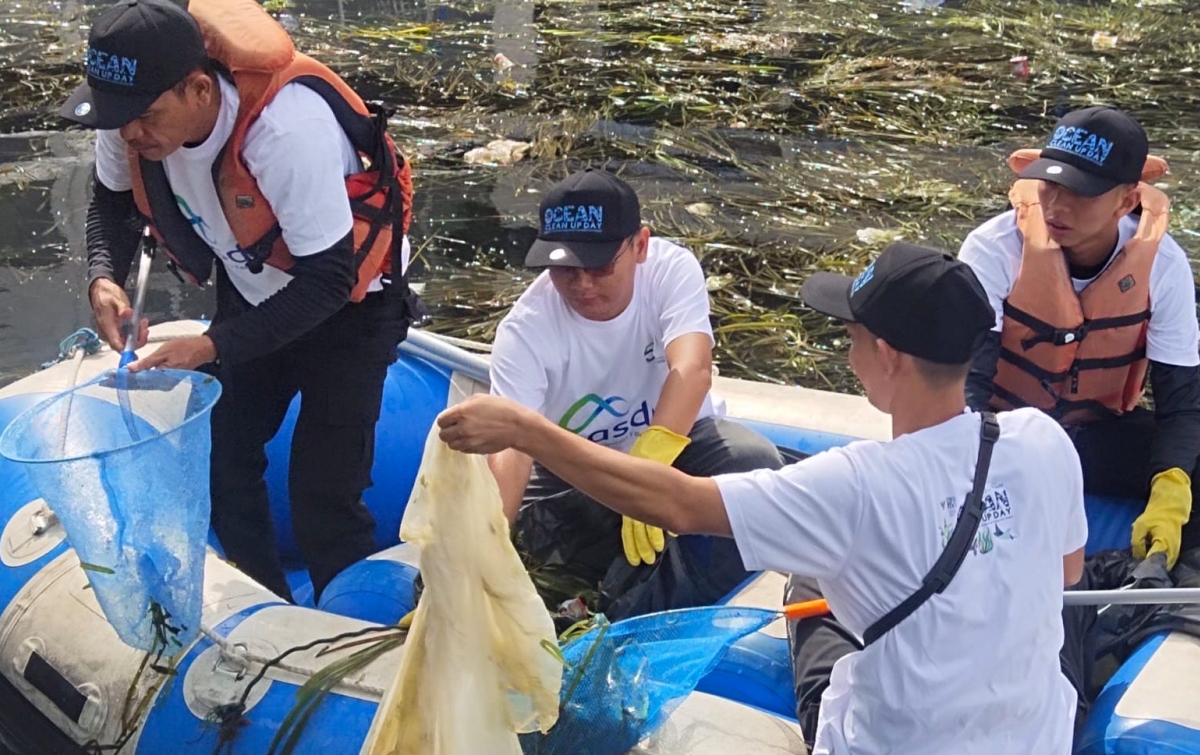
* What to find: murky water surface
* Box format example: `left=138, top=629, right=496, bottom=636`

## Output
left=2, top=0, right=1199, bottom=391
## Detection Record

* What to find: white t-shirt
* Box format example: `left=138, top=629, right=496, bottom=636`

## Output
left=718, top=408, right=1086, bottom=755
left=959, top=210, right=1200, bottom=367
left=94, top=76, right=375, bottom=306
left=490, top=237, right=721, bottom=453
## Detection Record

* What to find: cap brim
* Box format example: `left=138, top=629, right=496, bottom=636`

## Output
left=525, top=237, right=623, bottom=268
left=1017, top=157, right=1119, bottom=198
left=801, top=272, right=857, bottom=321
left=59, top=81, right=159, bottom=130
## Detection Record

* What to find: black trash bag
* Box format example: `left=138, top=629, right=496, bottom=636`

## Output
left=516, top=484, right=625, bottom=585
left=1086, top=549, right=1200, bottom=660
left=598, top=534, right=750, bottom=622
left=1069, top=547, right=1200, bottom=716
left=516, top=484, right=749, bottom=622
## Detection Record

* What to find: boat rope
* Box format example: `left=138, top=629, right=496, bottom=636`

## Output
left=39, top=328, right=101, bottom=370
left=195, top=621, right=392, bottom=692
left=207, top=624, right=402, bottom=755
left=196, top=624, right=252, bottom=673
left=40, top=327, right=189, bottom=389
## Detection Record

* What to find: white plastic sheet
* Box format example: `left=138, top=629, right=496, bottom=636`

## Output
left=365, top=429, right=561, bottom=754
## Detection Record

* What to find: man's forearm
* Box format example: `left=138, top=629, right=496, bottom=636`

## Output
left=651, top=334, right=713, bottom=435
left=205, top=233, right=355, bottom=366
left=512, top=411, right=729, bottom=535
left=965, top=331, right=1001, bottom=412
left=650, top=361, right=710, bottom=436
left=86, top=173, right=142, bottom=289
left=1149, top=360, right=1200, bottom=480
left=488, top=449, right=533, bottom=524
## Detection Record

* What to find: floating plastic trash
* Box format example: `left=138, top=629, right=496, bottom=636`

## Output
left=0, top=369, right=221, bottom=652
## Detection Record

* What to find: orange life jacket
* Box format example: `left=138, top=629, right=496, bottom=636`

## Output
left=128, top=0, right=414, bottom=303
left=989, top=149, right=1171, bottom=425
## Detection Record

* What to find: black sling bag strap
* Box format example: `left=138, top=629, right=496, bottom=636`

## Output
left=862, top=412, right=1001, bottom=647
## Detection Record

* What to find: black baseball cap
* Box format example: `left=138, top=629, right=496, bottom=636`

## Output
left=59, top=0, right=208, bottom=130
left=1017, top=106, right=1148, bottom=197
left=525, top=168, right=642, bottom=268
left=801, top=242, right=994, bottom=365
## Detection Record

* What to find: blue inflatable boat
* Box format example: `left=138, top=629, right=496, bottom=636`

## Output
left=0, top=321, right=806, bottom=755
left=0, top=321, right=1192, bottom=754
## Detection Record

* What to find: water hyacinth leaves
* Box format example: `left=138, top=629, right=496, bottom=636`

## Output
left=6, top=0, right=1200, bottom=390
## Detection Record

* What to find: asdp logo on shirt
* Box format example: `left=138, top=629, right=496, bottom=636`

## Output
left=175, top=194, right=256, bottom=267
left=174, top=194, right=217, bottom=248
left=558, top=393, right=652, bottom=444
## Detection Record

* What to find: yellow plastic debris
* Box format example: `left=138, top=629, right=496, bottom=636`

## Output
left=364, top=429, right=562, bottom=755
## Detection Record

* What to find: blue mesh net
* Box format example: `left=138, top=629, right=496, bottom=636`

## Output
left=0, top=369, right=221, bottom=652
left=521, top=606, right=776, bottom=755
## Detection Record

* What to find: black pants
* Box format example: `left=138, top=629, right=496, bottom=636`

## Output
left=516, top=417, right=784, bottom=621
left=1068, top=407, right=1200, bottom=552
left=784, top=575, right=858, bottom=743
left=207, top=286, right=410, bottom=603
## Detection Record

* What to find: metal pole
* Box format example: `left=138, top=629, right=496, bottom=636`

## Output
left=1064, top=588, right=1200, bottom=607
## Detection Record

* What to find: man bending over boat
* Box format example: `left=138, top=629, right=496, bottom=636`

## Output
left=485, top=167, right=782, bottom=620
left=440, top=242, right=1087, bottom=754
left=63, top=0, right=418, bottom=602
left=959, top=107, right=1200, bottom=574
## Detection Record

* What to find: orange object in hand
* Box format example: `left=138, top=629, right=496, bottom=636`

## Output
left=783, top=598, right=831, bottom=622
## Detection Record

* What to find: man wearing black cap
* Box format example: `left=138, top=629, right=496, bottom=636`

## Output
left=959, top=106, right=1200, bottom=572
left=61, top=0, right=417, bottom=603
left=485, top=167, right=782, bottom=620
left=439, top=242, right=1087, bottom=753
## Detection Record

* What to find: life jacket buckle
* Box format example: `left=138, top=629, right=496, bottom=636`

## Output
left=1040, top=377, right=1064, bottom=402
left=1052, top=325, right=1087, bottom=346
left=365, top=100, right=394, bottom=121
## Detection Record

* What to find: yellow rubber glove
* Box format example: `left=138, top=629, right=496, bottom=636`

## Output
left=1132, top=467, right=1192, bottom=569
left=622, top=426, right=691, bottom=567
left=398, top=609, right=415, bottom=630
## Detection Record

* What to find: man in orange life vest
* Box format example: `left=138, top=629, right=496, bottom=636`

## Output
left=60, top=0, right=419, bottom=602
left=960, top=106, right=1200, bottom=573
